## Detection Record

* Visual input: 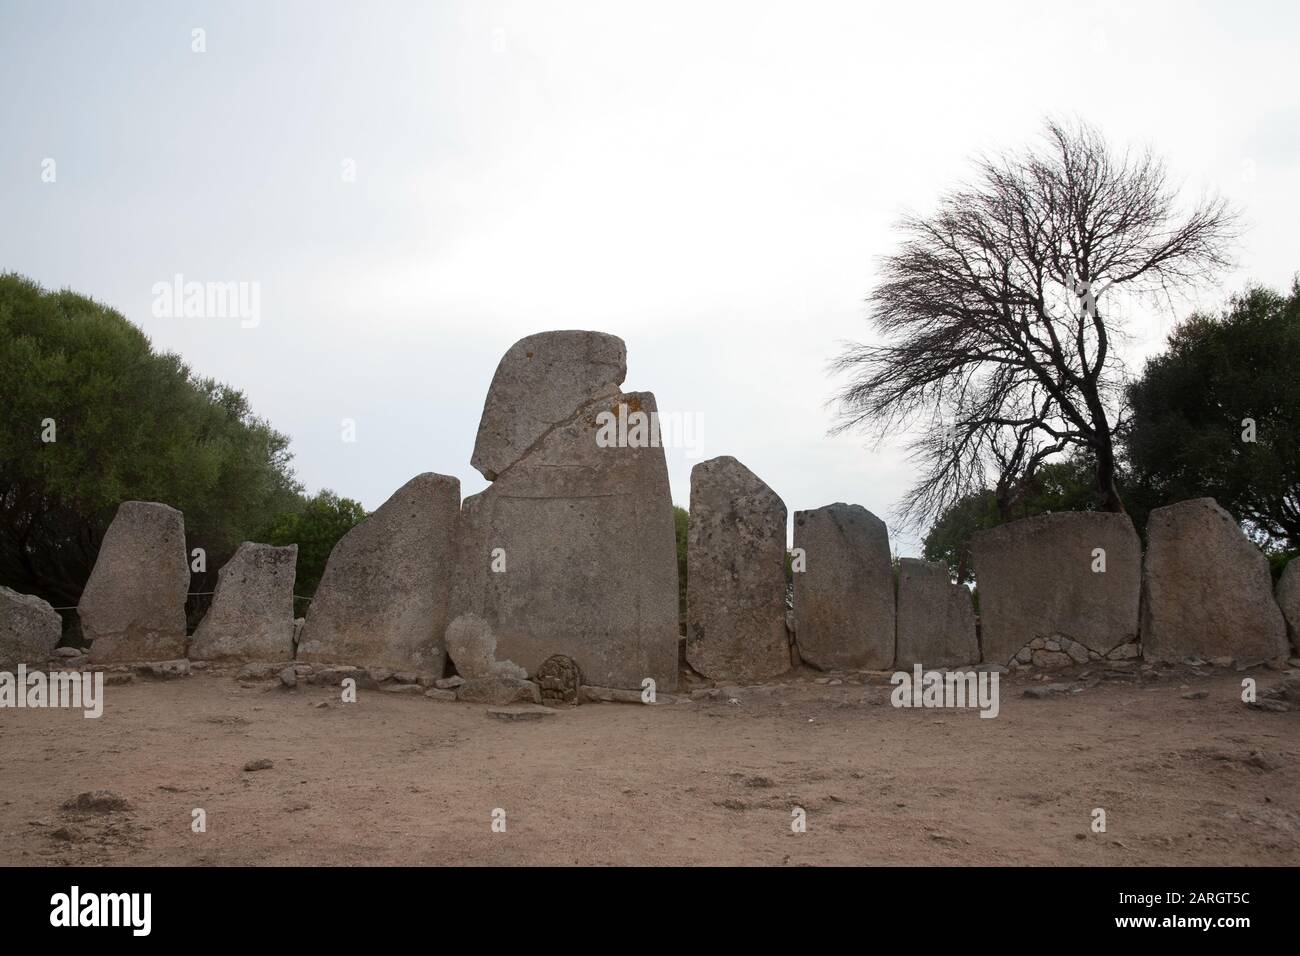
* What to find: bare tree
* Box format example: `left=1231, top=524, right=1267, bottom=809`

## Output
left=832, top=119, right=1237, bottom=528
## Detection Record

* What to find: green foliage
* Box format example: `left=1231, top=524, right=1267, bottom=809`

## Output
left=259, top=490, right=367, bottom=616
left=0, top=273, right=302, bottom=611
left=1125, top=281, right=1300, bottom=550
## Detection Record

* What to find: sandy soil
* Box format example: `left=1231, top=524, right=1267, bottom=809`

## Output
left=2, top=664, right=1298, bottom=866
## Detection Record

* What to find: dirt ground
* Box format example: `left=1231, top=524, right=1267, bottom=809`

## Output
left=2, top=663, right=1298, bottom=866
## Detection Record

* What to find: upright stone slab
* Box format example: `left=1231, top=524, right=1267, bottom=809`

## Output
left=971, top=512, right=1140, bottom=666
left=685, top=456, right=789, bottom=683
left=896, top=558, right=978, bottom=667
left=1142, top=498, right=1288, bottom=663
left=452, top=387, right=680, bottom=691
left=297, top=473, right=459, bottom=675
left=471, top=330, right=627, bottom=481
left=82, top=501, right=189, bottom=663
left=189, top=543, right=298, bottom=661
left=0, top=586, right=62, bottom=667
left=1276, top=560, right=1300, bottom=656
left=792, top=503, right=894, bottom=669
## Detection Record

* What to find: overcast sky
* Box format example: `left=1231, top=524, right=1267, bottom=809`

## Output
left=3, top=0, right=1298, bottom=555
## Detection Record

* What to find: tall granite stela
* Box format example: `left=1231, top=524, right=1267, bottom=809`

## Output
left=685, top=456, right=790, bottom=683
left=297, top=473, right=460, bottom=675
left=449, top=331, right=680, bottom=691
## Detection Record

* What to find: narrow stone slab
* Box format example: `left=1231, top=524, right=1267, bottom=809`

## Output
left=82, top=501, right=189, bottom=663
left=297, top=473, right=459, bottom=675
left=971, top=512, right=1141, bottom=666
left=486, top=705, right=557, bottom=721
left=895, top=558, right=978, bottom=667
left=189, top=543, right=297, bottom=661
left=685, top=456, right=789, bottom=683
left=452, top=390, right=680, bottom=691
left=1142, top=498, right=1288, bottom=663
left=0, top=586, right=62, bottom=667
left=1275, top=560, right=1300, bottom=656
left=471, top=330, right=627, bottom=481
left=792, top=503, right=894, bottom=669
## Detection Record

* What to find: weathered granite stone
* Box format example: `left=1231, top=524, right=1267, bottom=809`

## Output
left=1142, top=498, right=1288, bottom=663
left=0, top=586, right=62, bottom=667
left=82, top=501, right=189, bottom=663
left=971, top=512, right=1140, bottom=666
left=451, top=390, right=679, bottom=691
left=443, top=612, right=527, bottom=679
left=535, top=653, right=582, bottom=706
left=456, top=675, right=542, bottom=705
left=895, top=558, right=978, bottom=667
left=1275, top=560, right=1300, bottom=656
left=684, top=456, right=789, bottom=683
left=471, top=331, right=627, bottom=481
left=297, top=473, right=459, bottom=675
left=792, top=503, right=894, bottom=669
left=189, top=543, right=297, bottom=661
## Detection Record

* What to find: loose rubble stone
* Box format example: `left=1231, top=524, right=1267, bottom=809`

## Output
left=278, top=667, right=297, bottom=688
left=1142, top=498, right=1289, bottom=664
left=61, top=790, right=132, bottom=813
left=0, top=586, right=62, bottom=668
left=434, top=675, right=465, bottom=690
left=443, top=613, right=527, bottom=679
left=190, top=543, right=298, bottom=661
left=424, top=688, right=457, bottom=702
left=452, top=384, right=679, bottom=691
left=895, top=558, right=978, bottom=668
left=535, top=654, right=582, bottom=706
left=297, top=473, right=459, bottom=676
left=132, top=659, right=190, bottom=680
left=471, top=330, right=627, bottom=481
left=793, top=504, right=896, bottom=669
left=685, top=456, right=789, bottom=683
left=972, top=512, right=1141, bottom=666
left=81, top=502, right=189, bottom=663
left=243, top=758, right=274, bottom=772
left=456, top=675, right=542, bottom=705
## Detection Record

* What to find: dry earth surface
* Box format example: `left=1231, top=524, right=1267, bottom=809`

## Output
left=2, top=664, right=1298, bottom=866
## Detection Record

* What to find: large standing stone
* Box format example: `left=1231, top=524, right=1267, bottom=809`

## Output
left=1142, top=498, right=1288, bottom=663
left=189, top=543, right=298, bottom=661
left=895, top=558, right=978, bottom=667
left=297, top=473, right=459, bottom=675
left=82, top=501, right=189, bottom=663
left=685, top=456, right=789, bottom=683
left=792, top=503, right=894, bottom=669
left=971, top=512, right=1140, bottom=666
left=452, top=388, right=680, bottom=691
left=0, top=586, right=62, bottom=667
left=471, top=330, right=627, bottom=481
left=1276, top=560, right=1300, bottom=656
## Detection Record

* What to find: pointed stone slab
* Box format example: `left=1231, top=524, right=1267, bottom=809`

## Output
left=0, top=586, right=62, bottom=667
left=297, top=473, right=459, bottom=675
left=82, top=501, right=189, bottom=663
left=452, top=391, right=680, bottom=691
left=471, top=330, right=627, bottom=481
left=189, top=542, right=298, bottom=661
left=792, top=503, right=894, bottom=669
left=1142, top=498, right=1288, bottom=663
left=895, top=558, right=978, bottom=667
left=685, top=456, right=789, bottom=683
left=971, top=512, right=1140, bottom=666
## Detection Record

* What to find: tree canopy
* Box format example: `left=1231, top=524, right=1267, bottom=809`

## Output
left=0, top=274, right=306, bottom=613
left=1125, top=281, right=1300, bottom=551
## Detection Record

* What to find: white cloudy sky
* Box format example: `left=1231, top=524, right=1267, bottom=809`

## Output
left=2, top=0, right=1298, bottom=555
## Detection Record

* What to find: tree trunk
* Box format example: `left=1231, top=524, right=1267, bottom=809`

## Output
left=1095, top=439, right=1127, bottom=514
